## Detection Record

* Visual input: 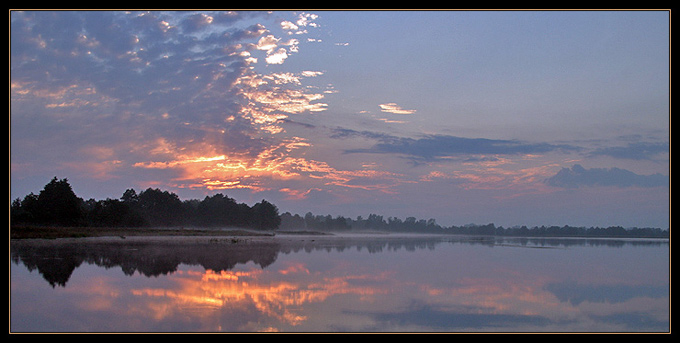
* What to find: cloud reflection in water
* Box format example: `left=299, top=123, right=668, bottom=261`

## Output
left=10, top=236, right=669, bottom=332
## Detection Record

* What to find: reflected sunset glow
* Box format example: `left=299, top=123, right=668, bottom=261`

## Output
left=10, top=237, right=669, bottom=332
left=126, top=263, right=394, bottom=329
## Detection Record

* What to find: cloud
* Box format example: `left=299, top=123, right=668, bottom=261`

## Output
left=180, top=12, right=215, bottom=32
left=255, top=33, right=302, bottom=64
left=11, top=10, right=404, bottom=201
left=281, top=13, right=319, bottom=36
left=281, top=20, right=298, bottom=31
left=589, top=142, right=669, bottom=160
left=256, top=34, right=280, bottom=51
left=256, top=35, right=291, bottom=64
left=379, top=103, right=416, bottom=115
left=10, top=10, right=329, bottom=193
left=342, top=133, right=579, bottom=162
left=330, top=128, right=396, bottom=141
left=265, top=48, right=289, bottom=64
left=296, top=13, right=319, bottom=28
left=300, top=70, right=323, bottom=78
left=545, top=164, right=668, bottom=189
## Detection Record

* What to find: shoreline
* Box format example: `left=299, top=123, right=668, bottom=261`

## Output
left=10, top=225, right=669, bottom=241
left=9, top=225, right=278, bottom=240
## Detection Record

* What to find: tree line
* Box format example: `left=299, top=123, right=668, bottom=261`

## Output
left=11, top=177, right=669, bottom=238
left=280, top=212, right=669, bottom=238
left=11, top=177, right=280, bottom=230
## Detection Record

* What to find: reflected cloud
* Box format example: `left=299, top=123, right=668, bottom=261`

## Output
left=132, top=268, right=312, bottom=327
left=363, top=301, right=552, bottom=331
left=128, top=264, right=394, bottom=330
left=11, top=237, right=669, bottom=332
left=545, top=281, right=669, bottom=306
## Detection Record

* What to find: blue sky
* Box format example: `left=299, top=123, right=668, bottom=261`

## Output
left=10, top=10, right=670, bottom=228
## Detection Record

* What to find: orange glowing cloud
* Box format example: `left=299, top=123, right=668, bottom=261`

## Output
left=133, top=126, right=408, bottom=196
left=127, top=50, right=334, bottom=192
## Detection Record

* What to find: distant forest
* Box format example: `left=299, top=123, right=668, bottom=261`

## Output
left=280, top=213, right=669, bottom=238
left=11, top=177, right=669, bottom=239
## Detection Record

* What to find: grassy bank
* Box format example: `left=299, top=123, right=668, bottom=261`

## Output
left=10, top=225, right=275, bottom=240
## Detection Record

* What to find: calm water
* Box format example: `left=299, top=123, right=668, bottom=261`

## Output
left=10, top=234, right=669, bottom=333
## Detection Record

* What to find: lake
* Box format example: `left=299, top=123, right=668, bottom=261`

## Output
left=10, top=234, right=670, bottom=333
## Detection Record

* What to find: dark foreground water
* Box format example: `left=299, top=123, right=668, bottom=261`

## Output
left=10, top=234, right=669, bottom=333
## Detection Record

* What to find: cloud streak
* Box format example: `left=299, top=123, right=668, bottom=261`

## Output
left=589, top=142, right=669, bottom=161
left=379, top=103, right=416, bottom=115
left=545, top=164, right=668, bottom=189
left=343, top=133, right=580, bottom=162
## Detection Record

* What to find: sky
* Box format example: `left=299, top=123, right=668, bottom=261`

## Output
left=10, top=10, right=670, bottom=228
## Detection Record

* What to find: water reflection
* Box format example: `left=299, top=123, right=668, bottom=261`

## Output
left=10, top=235, right=669, bottom=332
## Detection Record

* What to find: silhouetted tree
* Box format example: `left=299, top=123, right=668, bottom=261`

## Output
left=11, top=193, right=39, bottom=223
left=84, top=198, right=147, bottom=227
left=137, top=188, right=184, bottom=227
left=121, top=188, right=139, bottom=204
left=250, top=199, right=280, bottom=230
left=280, top=212, right=306, bottom=230
left=34, top=177, right=83, bottom=226
left=195, top=193, right=243, bottom=227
